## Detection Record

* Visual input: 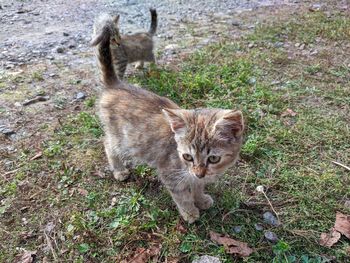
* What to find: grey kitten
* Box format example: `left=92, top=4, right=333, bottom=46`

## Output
left=92, top=9, right=157, bottom=78
left=91, top=14, right=244, bottom=223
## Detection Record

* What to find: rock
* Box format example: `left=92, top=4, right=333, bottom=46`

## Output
left=231, top=20, right=241, bottom=26
left=263, top=211, right=279, bottom=226
left=75, top=92, right=86, bottom=100
left=192, top=255, right=222, bottom=263
left=0, top=125, right=15, bottom=135
left=264, top=231, right=278, bottom=243
left=344, top=200, right=350, bottom=209
left=56, top=47, right=65, bottom=53
left=233, top=226, right=242, bottom=233
left=295, top=42, right=300, bottom=48
left=274, top=42, right=284, bottom=48
left=68, top=43, right=76, bottom=49
left=309, top=4, right=321, bottom=12
left=248, top=43, right=254, bottom=48
left=254, top=223, right=264, bottom=231
left=63, top=32, right=70, bottom=36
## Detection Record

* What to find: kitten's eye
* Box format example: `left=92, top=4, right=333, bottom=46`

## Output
left=182, top=154, right=193, bottom=162
left=208, top=155, right=221, bottom=164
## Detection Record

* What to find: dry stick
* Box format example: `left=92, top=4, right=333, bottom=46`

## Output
left=44, top=231, right=58, bottom=261
left=332, top=161, right=350, bottom=172
left=261, top=190, right=281, bottom=224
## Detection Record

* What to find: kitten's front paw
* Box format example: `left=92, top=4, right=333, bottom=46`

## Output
left=134, top=61, right=144, bottom=70
left=113, top=169, right=130, bottom=181
left=180, top=208, right=200, bottom=224
left=195, top=194, right=214, bottom=210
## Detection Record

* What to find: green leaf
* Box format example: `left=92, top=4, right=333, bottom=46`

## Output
left=67, top=224, right=74, bottom=232
left=179, top=241, right=192, bottom=253
left=78, top=243, right=90, bottom=253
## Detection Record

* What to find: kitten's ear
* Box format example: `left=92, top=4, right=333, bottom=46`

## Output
left=214, top=110, right=244, bottom=140
left=113, top=15, right=120, bottom=24
left=162, top=108, right=187, bottom=134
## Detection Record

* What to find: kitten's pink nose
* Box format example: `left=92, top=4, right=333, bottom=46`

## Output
left=193, top=165, right=206, bottom=178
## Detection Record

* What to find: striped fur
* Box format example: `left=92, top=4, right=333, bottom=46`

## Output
left=92, top=14, right=244, bottom=223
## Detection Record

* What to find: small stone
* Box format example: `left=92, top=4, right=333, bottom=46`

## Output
left=254, top=223, right=264, bottom=231
left=344, top=200, right=350, bottom=209
left=263, top=211, right=280, bottom=226
left=295, top=42, right=300, bottom=48
left=248, top=43, right=254, bottom=48
left=56, top=47, right=65, bottom=53
left=63, top=32, right=70, bottom=36
left=45, top=222, right=55, bottom=233
left=233, top=226, right=242, bottom=233
left=231, top=20, right=240, bottom=26
left=264, top=231, right=278, bottom=243
left=68, top=43, right=76, bottom=49
left=0, top=125, right=15, bottom=135
left=274, top=42, right=284, bottom=48
left=309, top=4, right=321, bottom=12
left=192, top=255, right=222, bottom=263
left=75, top=92, right=86, bottom=100
left=248, top=77, right=256, bottom=85
left=299, top=43, right=305, bottom=50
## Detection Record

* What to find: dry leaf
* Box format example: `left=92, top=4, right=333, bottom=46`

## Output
left=30, top=151, right=42, bottom=160
left=210, top=231, right=253, bottom=257
left=13, top=250, right=36, bottom=263
left=319, top=228, right=341, bottom=247
left=124, top=244, right=161, bottom=263
left=281, top=108, right=297, bottom=117
left=175, top=221, right=187, bottom=234
left=334, top=212, right=350, bottom=239
left=92, top=170, right=105, bottom=178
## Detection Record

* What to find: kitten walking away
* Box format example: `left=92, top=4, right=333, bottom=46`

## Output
left=91, top=14, right=244, bottom=223
left=92, top=9, right=157, bottom=78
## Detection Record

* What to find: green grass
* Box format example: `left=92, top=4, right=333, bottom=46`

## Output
left=1, top=8, right=350, bottom=263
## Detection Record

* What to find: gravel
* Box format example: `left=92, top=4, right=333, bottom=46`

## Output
left=0, top=0, right=296, bottom=68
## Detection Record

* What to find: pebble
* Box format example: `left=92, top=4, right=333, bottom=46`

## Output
left=263, top=211, right=280, bottom=226
left=233, top=225, right=242, bottom=233
left=264, top=231, right=278, bottom=243
left=75, top=92, right=86, bottom=100
left=0, top=125, right=15, bottom=135
left=274, top=42, right=284, bottom=48
left=254, top=223, right=264, bottom=231
left=344, top=200, right=350, bottom=209
left=63, top=32, right=70, bottom=36
left=56, top=47, right=65, bottom=53
left=192, top=255, right=222, bottom=263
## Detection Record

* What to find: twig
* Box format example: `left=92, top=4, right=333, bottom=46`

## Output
left=332, top=161, right=350, bottom=172
left=44, top=231, right=58, bottom=261
left=22, top=95, right=50, bottom=106
left=256, top=186, right=281, bottom=224
left=262, top=190, right=281, bottom=224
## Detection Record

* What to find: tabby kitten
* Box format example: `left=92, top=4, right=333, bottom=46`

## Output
left=91, top=15, right=244, bottom=223
left=91, top=9, right=157, bottom=79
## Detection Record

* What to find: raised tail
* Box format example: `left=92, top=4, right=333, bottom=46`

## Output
left=91, top=14, right=120, bottom=88
left=149, top=8, right=157, bottom=36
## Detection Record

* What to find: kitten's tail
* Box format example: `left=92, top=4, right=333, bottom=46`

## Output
left=149, top=8, right=157, bottom=36
left=91, top=14, right=120, bottom=88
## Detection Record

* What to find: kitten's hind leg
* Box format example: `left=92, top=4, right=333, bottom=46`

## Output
left=104, top=139, right=129, bottom=181
left=134, top=61, right=144, bottom=70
